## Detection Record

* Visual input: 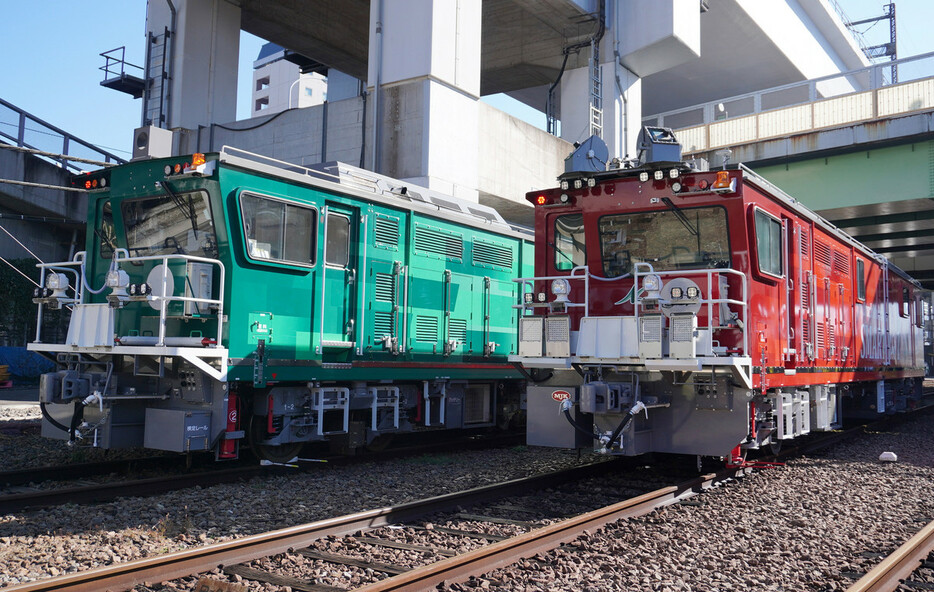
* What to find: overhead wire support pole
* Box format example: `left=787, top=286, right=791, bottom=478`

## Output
left=845, top=3, right=897, bottom=82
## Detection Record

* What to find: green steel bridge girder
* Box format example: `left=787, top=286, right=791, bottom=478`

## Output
left=754, top=139, right=934, bottom=288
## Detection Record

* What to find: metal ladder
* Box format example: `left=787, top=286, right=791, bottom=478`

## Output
left=143, top=27, right=171, bottom=126
left=589, top=38, right=603, bottom=139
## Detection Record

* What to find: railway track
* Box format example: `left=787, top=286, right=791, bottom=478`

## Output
left=0, top=420, right=41, bottom=436
left=2, top=408, right=930, bottom=591
left=0, top=458, right=705, bottom=592
left=846, top=520, right=934, bottom=592
left=0, top=454, right=218, bottom=488
left=0, top=432, right=524, bottom=513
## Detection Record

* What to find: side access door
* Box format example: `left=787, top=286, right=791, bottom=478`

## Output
left=319, top=204, right=359, bottom=351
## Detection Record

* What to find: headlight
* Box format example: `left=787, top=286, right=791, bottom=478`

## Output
left=686, top=286, right=700, bottom=299
left=106, top=269, right=130, bottom=288
left=524, top=292, right=533, bottom=304
left=551, top=279, right=570, bottom=295
left=537, top=292, right=547, bottom=303
left=670, top=287, right=683, bottom=299
left=642, top=274, right=662, bottom=292
left=45, top=273, right=69, bottom=291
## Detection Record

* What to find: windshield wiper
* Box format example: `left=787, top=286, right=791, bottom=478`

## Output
left=661, top=197, right=698, bottom=237
left=549, top=241, right=580, bottom=268
left=156, top=180, right=199, bottom=241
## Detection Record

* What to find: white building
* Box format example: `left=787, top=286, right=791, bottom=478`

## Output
left=251, top=43, right=328, bottom=116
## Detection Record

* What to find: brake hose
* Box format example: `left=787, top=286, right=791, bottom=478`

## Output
left=39, top=401, right=70, bottom=432
left=603, top=401, right=647, bottom=449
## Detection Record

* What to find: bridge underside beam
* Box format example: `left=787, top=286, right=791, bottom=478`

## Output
left=752, top=135, right=934, bottom=289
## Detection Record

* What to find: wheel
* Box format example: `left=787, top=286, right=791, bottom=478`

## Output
left=249, top=415, right=304, bottom=463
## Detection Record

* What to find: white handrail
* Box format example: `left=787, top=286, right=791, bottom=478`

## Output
left=514, top=264, right=749, bottom=358
left=32, top=251, right=226, bottom=349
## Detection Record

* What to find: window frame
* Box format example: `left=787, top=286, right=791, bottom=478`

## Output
left=901, top=286, right=910, bottom=318
left=856, top=258, right=866, bottom=302
left=597, top=204, right=732, bottom=279
left=239, top=190, right=318, bottom=268
left=752, top=207, right=784, bottom=279
left=95, top=199, right=115, bottom=261
left=916, top=293, right=925, bottom=328
left=325, top=211, right=351, bottom=268
left=553, top=213, right=587, bottom=272
left=120, top=189, right=218, bottom=262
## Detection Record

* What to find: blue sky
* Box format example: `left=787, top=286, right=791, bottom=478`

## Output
left=0, top=0, right=929, bottom=161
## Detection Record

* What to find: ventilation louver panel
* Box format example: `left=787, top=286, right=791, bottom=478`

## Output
left=373, top=312, right=393, bottom=342
left=472, top=241, right=513, bottom=270
left=375, top=273, right=395, bottom=302
left=414, top=225, right=463, bottom=260
left=449, top=319, right=467, bottom=345
left=374, top=216, right=400, bottom=249
left=415, top=316, right=438, bottom=343
left=832, top=250, right=850, bottom=276
left=814, top=241, right=832, bottom=268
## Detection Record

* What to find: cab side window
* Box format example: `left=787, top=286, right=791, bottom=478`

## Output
left=754, top=210, right=782, bottom=277
left=554, top=214, right=586, bottom=271
left=241, top=192, right=316, bottom=266
left=96, top=200, right=115, bottom=260
left=325, top=213, right=350, bottom=266
left=856, top=259, right=866, bottom=301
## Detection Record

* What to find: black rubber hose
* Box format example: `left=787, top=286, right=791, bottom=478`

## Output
left=68, top=401, right=86, bottom=443
left=563, top=407, right=595, bottom=440
left=39, top=401, right=70, bottom=433
left=606, top=411, right=636, bottom=450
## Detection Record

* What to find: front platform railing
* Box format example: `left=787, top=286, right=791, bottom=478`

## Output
left=511, top=265, right=751, bottom=387
left=29, top=250, right=228, bottom=380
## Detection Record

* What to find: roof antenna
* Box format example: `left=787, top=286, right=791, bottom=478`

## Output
left=716, top=148, right=732, bottom=169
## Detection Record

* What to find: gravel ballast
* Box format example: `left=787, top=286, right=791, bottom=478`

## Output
left=1, top=407, right=933, bottom=591
left=464, top=414, right=934, bottom=592
left=0, top=414, right=589, bottom=588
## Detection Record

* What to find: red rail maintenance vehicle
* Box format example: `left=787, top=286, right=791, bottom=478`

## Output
left=512, top=128, right=924, bottom=463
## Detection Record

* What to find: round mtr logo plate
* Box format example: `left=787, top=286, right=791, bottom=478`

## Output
left=551, top=390, right=571, bottom=402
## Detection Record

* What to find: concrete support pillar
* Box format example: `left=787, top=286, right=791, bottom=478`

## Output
left=560, top=61, right=641, bottom=162
left=368, top=0, right=480, bottom=201
left=557, top=0, right=701, bottom=161
left=146, top=0, right=240, bottom=131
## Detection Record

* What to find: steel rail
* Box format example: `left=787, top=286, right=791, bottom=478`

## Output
left=361, top=407, right=934, bottom=592
left=846, top=520, right=934, bottom=592
left=6, top=405, right=930, bottom=590
left=1, top=460, right=618, bottom=592
left=353, top=469, right=745, bottom=592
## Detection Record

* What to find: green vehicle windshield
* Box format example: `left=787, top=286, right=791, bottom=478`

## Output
left=121, top=190, right=218, bottom=259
